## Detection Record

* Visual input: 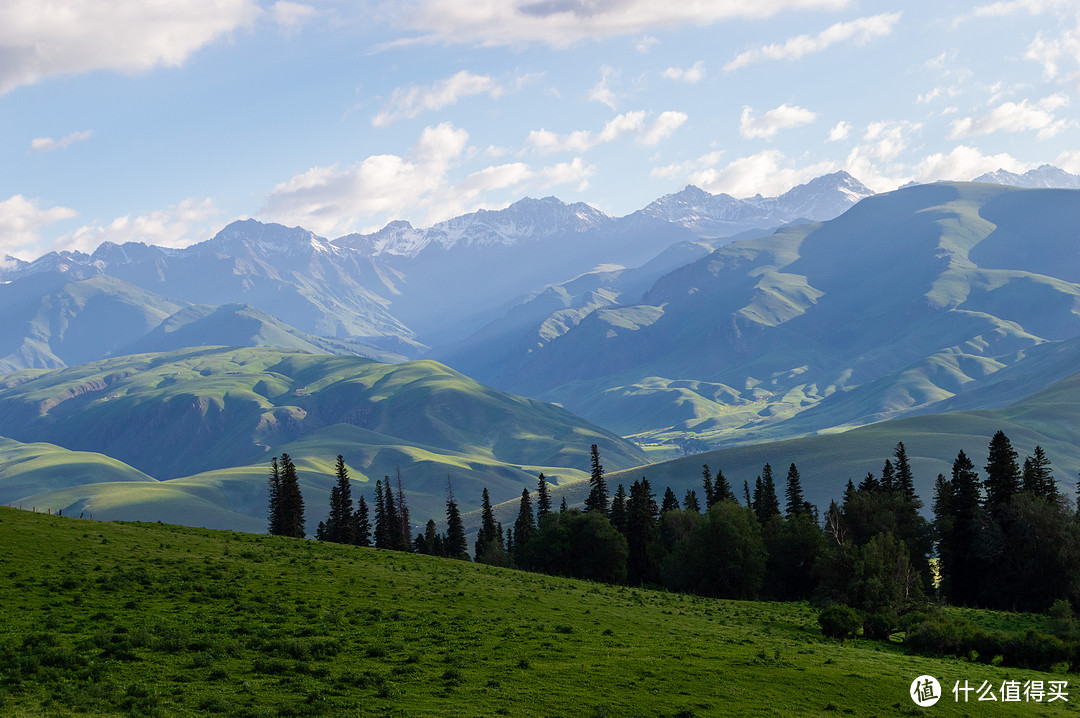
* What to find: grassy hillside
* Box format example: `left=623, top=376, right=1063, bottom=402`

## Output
left=0, top=347, right=645, bottom=525
left=0, top=507, right=1072, bottom=717
left=482, top=183, right=1080, bottom=447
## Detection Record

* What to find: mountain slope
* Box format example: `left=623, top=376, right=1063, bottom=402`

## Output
left=479, top=183, right=1080, bottom=445
left=0, top=347, right=646, bottom=525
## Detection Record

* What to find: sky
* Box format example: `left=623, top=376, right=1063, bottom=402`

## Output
left=3, top=0, right=1080, bottom=261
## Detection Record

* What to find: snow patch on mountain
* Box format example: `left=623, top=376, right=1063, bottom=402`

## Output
left=973, top=164, right=1080, bottom=189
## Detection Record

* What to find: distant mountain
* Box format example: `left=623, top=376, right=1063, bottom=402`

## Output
left=0, top=172, right=876, bottom=369
left=464, top=182, right=1080, bottom=448
left=973, top=164, right=1080, bottom=189
left=0, top=347, right=646, bottom=525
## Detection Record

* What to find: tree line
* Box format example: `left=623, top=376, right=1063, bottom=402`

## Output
left=267, top=433, right=1080, bottom=666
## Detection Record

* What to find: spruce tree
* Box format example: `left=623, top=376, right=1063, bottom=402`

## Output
left=383, top=478, right=405, bottom=551
left=784, top=463, right=807, bottom=517
left=444, top=482, right=469, bottom=560
left=857, top=472, right=879, bottom=493
left=475, top=487, right=501, bottom=561
left=584, top=444, right=609, bottom=513
left=702, top=465, right=715, bottom=507
left=395, top=467, right=411, bottom=549
left=984, top=430, right=1021, bottom=516
left=513, top=487, right=535, bottom=562
left=422, top=519, right=439, bottom=555
left=714, top=468, right=734, bottom=503
left=754, top=464, right=780, bottom=522
left=353, top=496, right=371, bottom=547
left=1022, top=445, right=1056, bottom=499
left=880, top=459, right=895, bottom=493
left=626, top=478, right=659, bottom=585
left=894, top=442, right=916, bottom=501
left=373, top=479, right=389, bottom=549
left=536, top=473, right=552, bottom=521
left=277, top=453, right=306, bottom=538
left=323, top=455, right=354, bottom=544
left=267, top=456, right=282, bottom=535
left=941, top=450, right=983, bottom=606
left=743, top=480, right=752, bottom=507
left=683, top=489, right=701, bottom=513
left=660, top=487, right=680, bottom=513
left=560, top=497, right=568, bottom=513
left=609, top=484, right=628, bottom=534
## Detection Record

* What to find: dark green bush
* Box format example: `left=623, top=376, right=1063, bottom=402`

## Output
left=818, top=605, right=862, bottom=640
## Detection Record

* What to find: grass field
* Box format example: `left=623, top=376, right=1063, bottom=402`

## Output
left=0, top=506, right=1076, bottom=717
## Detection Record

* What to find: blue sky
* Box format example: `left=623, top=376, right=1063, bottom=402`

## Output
left=3, top=0, right=1080, bottom=260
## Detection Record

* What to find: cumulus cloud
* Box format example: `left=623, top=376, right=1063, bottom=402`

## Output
left=588, top=65, right=619, bottom=109
left=635, top=35, right=659, bottom=53
left=662, top=61, right=706, bottom=84
left=381, top=0, right=852, bottom=50
left=373, top=71, right=501, bottom=126
left=262, top=122, right=595, bottom=234
left=724, top=12, right=900, bottom=71
left=948, top=94, right=1071, bottom=140
left=739, top=104, right=817, bottom=139
left=56, top=198, right=222, bottom=254
left=653, top=149, right=835, bottom=197
left=0, top=195, right=79, bottom=259
left=30, top=130, right=94, bottom=153
left=911, top=146, right=1031, bottom=183
left=1057, top=149, right=1080, bottom=173
left=0, top=0, right=260, bottom=94
left=270, top=1, right=318, bottom=35
left=527, top=110, right=685, bottom=153
left=827, top=121, right=851, bottom=141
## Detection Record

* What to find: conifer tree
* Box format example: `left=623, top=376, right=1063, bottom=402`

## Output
left=857, top=472, right=879, bottom=493
left=395, top=467, right=411, bottom=548
left=609, top=484, right=628, bottom=534
left=315, top=521, right=326, bottom=540
left=984, top=430, right=1021, bottom=516
left=267, top=456, right=282, bottom=535
left=536, top=473, right=552, bottom=521
left=584, top=444, right=609, bottom=513
left=714, top=468, right=734, bottom=503
left=1022, top=445, right=1056, bottom=499
left=560, top=497, right=568, bottom=513
left=784, top=463, right=807, bottom=517
left=939, top=450, right=983, bottom=606
left=444, top=481, right=469, bottom=560
left=683, top=489, right=701, bottom=513
left=894, top=442, right=916, bottom=501
left=421, top=519, right=439, bottom=555
left=513, top=487, right=535, bottom=562
left=753, top=464, right=780, bottom=522
left=880, top=459, right=895, bottom=492
left=626, top=478, right=659, bottom=585
left=475, top=487, right=501, bottom=561
left=660, top=487, right=680, bottom=513
left=743, top=480, right=752, bottom=507
left=383, top=478, right=405, bottom=551
left=353, top=496, right=371, bottom=547
left=277, top=453, right=306, bottom=538
left=323, top=455, right=354, bottom=544
left=373, top=479, right=389, bottom=549
left=702, top=465, right=715, bottom=507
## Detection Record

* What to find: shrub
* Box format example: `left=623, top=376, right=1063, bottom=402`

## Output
left=818, top=604, right=862, bottom=640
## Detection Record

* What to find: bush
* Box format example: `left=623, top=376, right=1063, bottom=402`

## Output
left=818, top=605, right=862, bottom=640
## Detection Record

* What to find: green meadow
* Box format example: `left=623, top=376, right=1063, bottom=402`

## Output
left=1, top=507, right=1075, bottom=717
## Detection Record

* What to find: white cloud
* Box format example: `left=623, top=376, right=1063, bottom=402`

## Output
left=724, top=12, right=900, bottom=71
left=271, top=1, right=318, bottom=35
left=30, top=130, right=94, bottom=153
left=862, top=120, right=919, bottom=161
left=679, top=150, right=836, bottom=197
left=1023, top=19, right=1080, bottom=81
left=739, top=104, right=817, bottom=139
left=381, top=0, right=852, bottom=50
left=917, top=86, right=960, bottom=104
left=827, top=121, right=851, bottom=141
left=635, top=35, right=659, bottom=53
left=262, top=123, right=595, bottom=233
left=0, top=0, right=260, bottom=95
left=948, top=94, right=1071, bottom=140
left=662, top=61, right=706, bottom=84
left=639, top=111, right=688, bottom=146
left=588, top=65, right=619, bottom=109
left=911, top=146, right=1031, bottom=183
left=57, top=198, right=221, bottom=254
left=0, top=195, right=79, bottom=259
left=373, top=71, right=500, bottom=126
left=527, top=110, right=685, bottom=153
left=1057, top=149, right=1080, bottom=173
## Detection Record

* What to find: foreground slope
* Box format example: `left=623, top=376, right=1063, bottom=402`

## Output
left=486, top=183, right=1080, bottom=446
left=0, top=347, right=645, bottom=524
left=0, top=508, right=1068, bottom=717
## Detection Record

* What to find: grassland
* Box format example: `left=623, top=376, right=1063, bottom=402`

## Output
left=1, top=507, right=1075, bottom=717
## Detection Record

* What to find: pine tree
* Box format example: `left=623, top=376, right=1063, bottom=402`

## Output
left=743, top=480, right=752, bottom=507
left=513, top=487, right=535, bottom=562
left=857, top=472, right=879, bottom=493
left=984, top=430, right=1021, bottom=515
left=444, top=480, right=469, bottom=560
left=1022, top=445, right=1056, bottom=499
left=784, top=463, right=807, bottom=517
left=560, top=497, right=568, bottom=513
left=683, top=489, right=701, bottom=513
left=383, top=478, right=405, bottom=551
left=894, top=442, right=916, bottom=501
left=323, top=455, right=354, bottom=544
left=277, top=453, right=306, bottom=538
left=940, top=450, right=983, bottom=606
left=609, top=484, right=628, bottom=534
left=373, top=479, right=389, bottom=549
left=880, top=459, right=895, bottom=492
left=536, top=473, right=552, bottom=522
left=660, top=487, right=680, bottom=513
left=267, top=456, right=282, bottom=535
left=475, top=487, right=501, bottom=561
left=702, top=465, right=715, bottom=508
left=395, top=467, right=411, bottom=549
left=353, top=496, right=371, bottom=547
left=421, top=519, right=439, bottom=555
left=584, top=444, right=609, bottom=513
left=626, top=478, right=659, bottom=585
left=753, top=464, right=780, bottom=522
left=714, top=468, right=734, bottom=503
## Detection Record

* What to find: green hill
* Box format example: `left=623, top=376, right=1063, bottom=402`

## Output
left=0, top=347, right=645, bottom=526
left=0, top=507, right=1070, bottom=717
